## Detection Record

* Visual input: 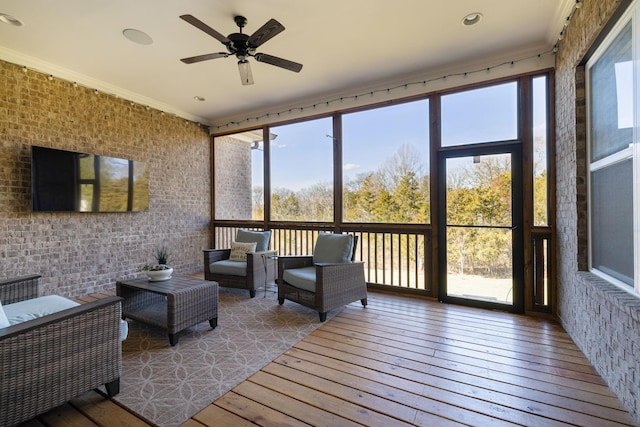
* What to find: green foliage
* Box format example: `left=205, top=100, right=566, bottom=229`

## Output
left=154, top=246, right=170, bottom=265
left=445, top=157, right=513, bottom=277
left=261, top=144, right=532, bottom=281
left=271, top=189, right=302, bottom=221
left=141, top=264, right=171, bottom=271
left=533, top=171, right=548, bottom=225
left=78, top=155, right=149, bottom=212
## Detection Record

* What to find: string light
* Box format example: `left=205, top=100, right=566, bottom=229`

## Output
left=209, top=0, right=581, bottom=132
left=16, top=0, right=581, bottom=134
left=15, top=63, right=204, bottom=128
left=211, top=49, right=554, bottom=131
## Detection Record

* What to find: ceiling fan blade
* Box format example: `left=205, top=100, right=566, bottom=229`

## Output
left=180, top=52, right=229, bottom=64
left=247, top=19, right=285, bottom=48
left=254, top=53, right=303, bottom=72
left=180, top=14, right=230, bottom=44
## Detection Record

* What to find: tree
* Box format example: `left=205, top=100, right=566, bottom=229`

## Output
left=533, top=171, right=548, bottom=225
left=445, top=157, right=512, bottom=276
left=344, top=144, right=429, bottom=224
left=298, top=183, right=333, bottom=221
left=252, top=186, right=264, bottom=220
left=271, top=189, right=301, bottom=220
left=344, top=172, right=386, bottom=222
left=391, top=171, right=428, bottom=223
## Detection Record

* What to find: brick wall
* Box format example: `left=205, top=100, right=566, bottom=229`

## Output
left=555, top=0, right=640, bottom=422
left=0, top=59, right=211, bottom=297
left=213, top=135, right=253, bottom=219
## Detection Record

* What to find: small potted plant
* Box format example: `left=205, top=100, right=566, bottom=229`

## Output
left=141, top=247, right=173, bottom=281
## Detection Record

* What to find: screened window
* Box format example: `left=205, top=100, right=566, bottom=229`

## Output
left=441, top=82, right=518, bottom=147
left=342, top=100, right=430, bottom=223
left=213, top=130, right=264, bottom=220
left=590, top=22, right=633, bottom=162
left=270, top=117, right=333, bottom=222
left=533, top=76, right=549, bottom=226
left=587, top=13, right=638, bottom=292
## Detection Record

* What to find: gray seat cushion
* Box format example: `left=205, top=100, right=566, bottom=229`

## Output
left=313, top=233, right=354, bottom=264
left=3, top=295, right=129, bottom=340
left=3, top=295, right=79, bottom=325
left=209, top=260, right=247, bottom=276
left=236, top=229, right=271, bottom=252
left=282, top=266, right=316, bottom=292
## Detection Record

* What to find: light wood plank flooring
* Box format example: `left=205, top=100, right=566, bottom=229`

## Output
left=21, top=291, right=637, bottom=426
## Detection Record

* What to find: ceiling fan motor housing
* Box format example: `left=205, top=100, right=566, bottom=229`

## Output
left=227, top=33, right=253, bottom=58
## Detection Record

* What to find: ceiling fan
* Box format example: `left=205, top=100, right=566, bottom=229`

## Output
left=179, top=14, right=303, bottom=85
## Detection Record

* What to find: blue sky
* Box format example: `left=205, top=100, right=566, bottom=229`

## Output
left=253, top=77, right=547, bottom=191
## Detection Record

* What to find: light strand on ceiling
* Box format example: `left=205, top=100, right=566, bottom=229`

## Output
left=212, top=0, right=582, bottom=132
left=16, top=63, right=209, bottom=129
left=211, top=49, right=553, bottom=132
left=553, top=0, right=582, bottom=52
left=11, top=0, right=581, bottom=134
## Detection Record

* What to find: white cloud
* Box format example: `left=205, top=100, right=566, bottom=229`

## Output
left=343, top=163, right=360, bottom=171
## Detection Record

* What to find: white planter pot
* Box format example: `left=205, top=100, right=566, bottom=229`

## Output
left=145, top=267, right=173, bottom=282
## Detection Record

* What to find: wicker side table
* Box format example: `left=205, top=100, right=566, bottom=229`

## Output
left=116, top=276, right=218, bottom=345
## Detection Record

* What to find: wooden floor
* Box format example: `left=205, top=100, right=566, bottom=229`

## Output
left=21, top=291, right=637, bottom=427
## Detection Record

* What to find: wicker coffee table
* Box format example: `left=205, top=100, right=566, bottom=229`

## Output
left=116, top=276, right=218, bottom=346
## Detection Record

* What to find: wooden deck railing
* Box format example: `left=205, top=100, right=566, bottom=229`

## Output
left=213, top=222, right=433, bottom=296
left=212, top=222, right=552, bottom=306
left=532, top=228, right=552, bottom=312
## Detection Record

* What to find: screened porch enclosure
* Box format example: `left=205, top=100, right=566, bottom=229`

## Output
left=213, top=224, right=432, bottom=292
left=212, top=71, right=554, bottom=314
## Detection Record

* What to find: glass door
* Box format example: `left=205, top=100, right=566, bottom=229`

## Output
left=438, top=145, right=523, bottom=312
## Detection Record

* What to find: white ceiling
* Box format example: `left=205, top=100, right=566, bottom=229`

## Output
left=0, top=1, right=574, bottom=127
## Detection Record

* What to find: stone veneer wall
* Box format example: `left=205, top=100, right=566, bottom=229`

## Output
left=0, top=59, right=211, bottom=297
left=555, top=0, right=640, bottom=422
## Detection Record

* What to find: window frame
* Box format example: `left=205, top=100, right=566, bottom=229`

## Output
left=585, top=3, right=640, bottom=293
left=341, top=97, right=431, bottom=225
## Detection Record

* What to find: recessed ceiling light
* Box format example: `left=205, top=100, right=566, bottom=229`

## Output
left=0, top=13, right=24, bottom=26
left=194, top=96, right=206, bottom=102
left=122, top=28, right=153, bottom=45
left=462, top=12, right=483, bottom=26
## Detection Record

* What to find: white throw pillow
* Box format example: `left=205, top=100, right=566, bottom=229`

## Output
left=0, top=299, right=9, bottom=328
left=228, top=241, right=257, bottom=262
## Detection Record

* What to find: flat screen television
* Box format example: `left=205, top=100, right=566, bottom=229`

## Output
left=31, top=146, right=149, bottom=212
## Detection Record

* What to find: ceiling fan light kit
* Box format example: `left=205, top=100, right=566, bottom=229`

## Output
left=238, top=59, right=254, bottom=85
left=179, top=14, right=303, bottom=85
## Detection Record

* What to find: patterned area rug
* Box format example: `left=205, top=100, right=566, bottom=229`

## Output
left=113, top=287, right=334, bottom=427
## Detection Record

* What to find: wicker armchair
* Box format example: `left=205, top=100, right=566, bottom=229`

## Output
left=277, top=233, right=367, bottom=322
left=0, top=274, right=123, bottom=427
left=204, top=229, right=276, bottom=298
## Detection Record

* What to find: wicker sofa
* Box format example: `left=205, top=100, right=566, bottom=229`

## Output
left=0, top=274, right=123, bottom=427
